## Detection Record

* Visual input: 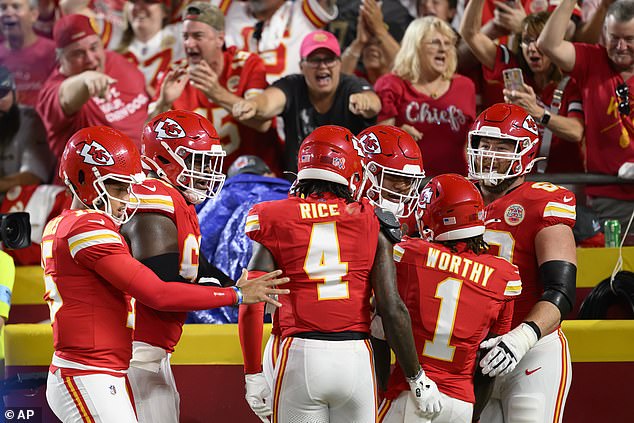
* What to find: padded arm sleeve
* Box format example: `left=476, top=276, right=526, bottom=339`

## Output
left=198, top=254, right=235, bottom=286
left=94, top=254, right=238, bottom=311
left=540, top=260, right=577, bottom=319
left=238, top=270, right=267, bottom=374
left=141, top=253, right=189, bottom=283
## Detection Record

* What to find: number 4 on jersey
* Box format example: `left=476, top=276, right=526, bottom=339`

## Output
left=304, top=222, right=350, bottom=300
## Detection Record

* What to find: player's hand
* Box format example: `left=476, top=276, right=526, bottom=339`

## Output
left=82, top=71, right=116, bottom=100
left=245, top=372, right=272, bottom=422
left=233, top=100, right=258, bottom=121
left=349, top=93, right=373, bottom=117
left=158, top=66, right=188, bottom=105
left=479, top=323, right=539, bottom=377
left=188, top=60, right=222, bottom=100
left=236, top=269, right=290, bottom=307
left=407, top=368, right=443, bottom=419
left=618, top=161, right=634, bottom=179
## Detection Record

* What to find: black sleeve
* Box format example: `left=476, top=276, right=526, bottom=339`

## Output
left=141, top=253, right=189, bottom=283
left=272, top=74, right=301, bottom=115
left=198, top=254, right=235, bottom=287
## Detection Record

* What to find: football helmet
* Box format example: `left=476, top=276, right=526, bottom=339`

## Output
left=357, top=125, right=425, bottom=218
left=141, top=110, right=226, bottom=204
left=467, top=103, right=541, bottom=185
left=297, top=125, right=365, bottom=195
left=59, top=126, right=145, bottom=224
left=416, top=173, right=485, bottom=241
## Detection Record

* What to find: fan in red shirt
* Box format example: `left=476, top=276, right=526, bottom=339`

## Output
left=377, top=174, right=521, bottom=423
left=44, top=125, right=289, bottom=423
left=36, top=14, right=150, bottom=166
left=375, top=17, right=476, bottom=177
left=150, top=2, right=281, bottom=173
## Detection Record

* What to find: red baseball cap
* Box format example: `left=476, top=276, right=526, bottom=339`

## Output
left=54, top=14, right=99, bottom=49
left=300, top=30, right=340, bottom=59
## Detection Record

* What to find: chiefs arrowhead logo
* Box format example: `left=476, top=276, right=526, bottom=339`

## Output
left=522, top=115, right=539, bottom=136
left=351, top=135, right=366, bottom=158
left=418, top=186, right=433, bottom=210
left=79, top=141, right=115, bottom=166
left=358, top=132, right=382, bottom=154
left=154, top=118, right=186, bottom=139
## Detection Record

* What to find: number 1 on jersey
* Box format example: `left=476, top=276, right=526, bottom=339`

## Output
left=304, top=222, right=350, bottom=300
left=423, top=277, right=463, bottom=362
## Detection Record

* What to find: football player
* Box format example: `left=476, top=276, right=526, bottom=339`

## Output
left=468, top=103, right=576, bottom=423
left=120, top=109, right=235, bottom=422
left=377, top=174, right=522, bottom=423
left=357, top=124, right=426, bottom=235
left=242, top=125, right=442, bottom=422
left=44, top=126, right=288, bottom=422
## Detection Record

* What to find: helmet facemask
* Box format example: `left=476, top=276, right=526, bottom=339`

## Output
left=364, top=162, right=425, bottom=218
left=467, top=134, right=539, bottom=186
left=157, top=141, right=226, bottom=205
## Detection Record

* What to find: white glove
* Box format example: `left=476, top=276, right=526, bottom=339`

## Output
left=407, top=368, right=443, bottom=419
left=618, top=162, right=634, bottom=179
left=245, top=373, right=272, bottom=422
left=479, top=323, right=539, bottom=377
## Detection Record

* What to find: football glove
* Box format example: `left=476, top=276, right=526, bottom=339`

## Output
left=245, top=372, right=272, bottom=422
left=479, top=323, right=539, bottom=377
left=407, top=368, right=443, bottom=419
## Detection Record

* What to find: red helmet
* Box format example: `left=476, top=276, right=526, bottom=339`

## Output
left=297, top=125, right=365, bottom=195
left=59, top=126, right=145, bottom=224
left=416, top=174, right=485, bottom=241
left=141, top=110, right=226, bottom=204
left=467, top=103, right=541, bottom=185
left=357, top=125, right=425, bottom=218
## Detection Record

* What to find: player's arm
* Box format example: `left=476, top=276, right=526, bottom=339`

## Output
left=198, top=254, right=234, bottom=286
left=372, top=232, right=442, bottom=417
left=232, top=87, right=287, bottom=122
left=473, top=333, right=497, bottom=420
left=459, top=0, right=498, bottom=70
left=120, top=213, right=187, bottom=283
left=480, top=225, right=576, bottom=377
left=527, top=223, right=577, bottom=334
left=536, top=0, right=577, bottom=72
left=240, top=241, right=278, bottom=422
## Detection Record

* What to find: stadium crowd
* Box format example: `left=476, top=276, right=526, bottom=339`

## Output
left=1, top=0, right=634, bottom=421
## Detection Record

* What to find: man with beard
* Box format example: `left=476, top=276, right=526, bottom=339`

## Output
left=213, top=0, right=337, bottom=83
left=150, top=2, right=280, bottom=173
left=467, top=103, right=576, bottom=423
left=233, top=30, right=381, bottom=176
left=0, top=66, right=53, bottom=196
left=36, top=14, right=149, bottom=164
left=0, top=0, right=56, bottom=107
left=539, top=0, right=634, bottom=230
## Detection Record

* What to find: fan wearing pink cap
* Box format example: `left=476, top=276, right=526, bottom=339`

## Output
left=233, top=29, right=382, bottom=176
left=36, top=14, right=149, bottom=170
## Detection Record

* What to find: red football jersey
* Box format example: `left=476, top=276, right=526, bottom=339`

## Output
left=482, top=45, right=585, bottom=173
left=246, top=194, right=379, bottom=338
left=483, top=182, right=576, bottom=328
left=171, top=46, right=281, bottom=173
left=41, top=209, right=134, bottom=371
left=36, top=51, right=149, bottom=160
left=375, top=73, right=476, bottom=177
left=131, top=178, right=201, bottom=352
left=570, top=43, right=634, bottom=200
left=385, top=238, right=520, bottom=403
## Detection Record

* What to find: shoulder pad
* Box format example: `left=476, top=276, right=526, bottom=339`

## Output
left=375, top=207, right=402, bottom=244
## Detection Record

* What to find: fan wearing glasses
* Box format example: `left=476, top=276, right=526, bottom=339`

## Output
left=233, top=29, right=381, bottom=176
left=539, top=0, right=634, bottom=231
left=0, top=65, right=53, bottom=196
left=461, top=2, right=585, bottom=175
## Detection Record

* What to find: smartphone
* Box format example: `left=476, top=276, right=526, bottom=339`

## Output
left=503, top=68, right=524, bottom=92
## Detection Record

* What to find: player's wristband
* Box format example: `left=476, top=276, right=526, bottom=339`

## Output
left=523, top=321, right=542, bottom=340
left=232, top=286, right=244, bottom=305
left=406, top=367, right=425, bottom=383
